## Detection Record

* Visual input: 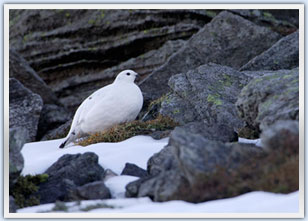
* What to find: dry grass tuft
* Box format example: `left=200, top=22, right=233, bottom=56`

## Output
left=77, top=115, right=178, bottom=146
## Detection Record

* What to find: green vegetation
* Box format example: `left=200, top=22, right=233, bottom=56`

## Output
left=77, top=115, right=178, bottom=146
left=80, top=203, right=115, bottom=211
left=52, top=201, right=68, bottom=212
left=207, top=94, right=222, bottom=106
left=11, top=174, right=49, bottom=208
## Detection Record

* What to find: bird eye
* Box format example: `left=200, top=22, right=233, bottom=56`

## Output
left=126, top=73, right=130, bottom=76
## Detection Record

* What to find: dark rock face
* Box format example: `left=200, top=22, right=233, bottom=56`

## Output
left=10, top=9, right=213, bottom=112
left=140, top=11, right=281, bottom=101
left=229, top=9, right=298, bottom=35
left=159, top=63, right=249, bottom=141
left=126, top=127, right=264, bottom=202
left=240, top=31, right=299, bottom=71
left=9, top=128, right=28, bottom=187
left=9, top=78, right=43, bottom=142
left=236, top=68, right=299, bottom=135
left=9, top=196, right=18, bottom=213
left=36, top=104, right=71, bottom=140
left=69, top=181, right=111, bottom=200
left=41, top=120, right=72, bottom=141
left=37, top=152, right=104, bottom=204
left=9, top=49, right=58, bottom=105
left=261, top=120, right=299, bottom=156
left=121, top=163, right=148, bottom=178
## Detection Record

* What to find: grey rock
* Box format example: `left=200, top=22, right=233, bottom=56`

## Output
left=9, top=127, right=28, bottom=187
left=69, top=181, right=111, bottom=200
left=147, top=144, right=178, bottom=176
left=9, top=78, right=43, bottom=141
left=140, top=11, right=281, bottom=101
left=126, top=127, right=263, bottom=202
left=9, top=196, right=18, bottom=213
left=121, top=163, right=148, bottom=178
left=229, top=10, right=298, bottom=35
left=38, top=152, right=104, bottom=203
left=159, top=63, right=249, bottom=141
left=261, top=120, right=299, bottom=156
left=236, top=68, right=299, bottom=135
left=240, top=31, right=299, bottom=71
left=41, top=120, right=72, bottom=141
left=102, top=169, right=118, bottom=181
left=9, top=49, right=59, bottom=105
left=37, top=104, right=71, bottom=140
left=10, top=9, right=212, bottom=113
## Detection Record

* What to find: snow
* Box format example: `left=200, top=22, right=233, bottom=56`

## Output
left=18, top=135, right=298, bottom=214
left=21, top=135, right=168, bottom=175
left=17, top=191, right=298, bottom=213
left=238, top=137, right=262, bottom=147
left=104, top=175, right=139, bottom=198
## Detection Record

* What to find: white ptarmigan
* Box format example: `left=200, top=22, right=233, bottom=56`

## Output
left=59, top=70, right=143, bottom=148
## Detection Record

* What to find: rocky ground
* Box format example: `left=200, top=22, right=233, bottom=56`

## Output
left=9, top=9, right=299, bottom=212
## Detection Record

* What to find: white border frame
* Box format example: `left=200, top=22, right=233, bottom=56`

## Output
left=4, top=4, right=304, bottom=219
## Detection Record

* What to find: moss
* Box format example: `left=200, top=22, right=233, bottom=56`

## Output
left=172, top=109, right=180, bottom=114
left=222, top=74, right=232, bottom=87
left=65, top=12, right=70, bottom=17
left=77, top=115, right=179, bottom=146
left=11, top=174, right=49, bottom=208
left=100, top=11, right=105, bottom=18
left=22, top=33, right=32, bottom=44
left=88, top=19, right=96, bottom=25
left=282, top=74, right=292, bottom=79
left=207, top=94, right=222, bottom=106
left=263, top=12, right=274, bottom=18
left=52, top=201, right=68, bottom=212
left=81, top=203, right=115, bottom=211
left=143, top=30, right=148, bottom=34
left=148, top=93, right=169, bottom=110
left=205, top=10, right=217, bottom=18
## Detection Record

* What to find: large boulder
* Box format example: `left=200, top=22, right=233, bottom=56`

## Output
left=159, top=63, right=249, bottom=141
left=240, top=31, right=299, bottom=71
left=126, top=127, right=264, bottom=202
left=9, top=49, right=59, bottom=105
left=37, top=152, right=105, bottom=204
left=236, top=68, right=299, bottom=136
left=126, top=119, right=299, bottom=202
left=140, top=11, right=281, bottom=101
left=10, top=9, right=214, bottom=112
left=9, top=78, right=43, bottom=141
left=9, top=127, right=28, bottom=187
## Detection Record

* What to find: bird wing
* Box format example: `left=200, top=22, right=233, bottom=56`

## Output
left=68, top=84, right=112, bottom=135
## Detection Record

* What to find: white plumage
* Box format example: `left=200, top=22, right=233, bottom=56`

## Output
left=59, top=70, right=143, bottom=148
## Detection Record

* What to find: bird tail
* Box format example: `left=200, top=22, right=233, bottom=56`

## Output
left=59, top=139, right=68, bottom=148
left=59, top=131, right=79, bottom=149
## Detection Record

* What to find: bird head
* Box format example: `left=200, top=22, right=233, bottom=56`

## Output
left=114, top=70, right=139, bottom=84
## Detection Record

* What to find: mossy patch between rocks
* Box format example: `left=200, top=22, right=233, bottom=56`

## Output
left=11, top=174, right=49, bottom=208
left=77, top=115, right=178, bottom=146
